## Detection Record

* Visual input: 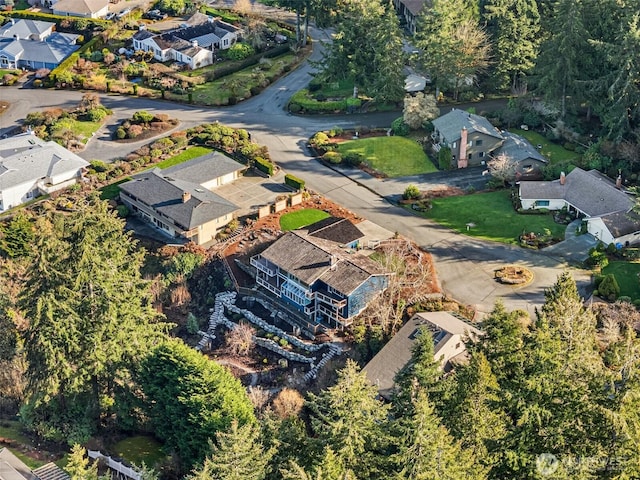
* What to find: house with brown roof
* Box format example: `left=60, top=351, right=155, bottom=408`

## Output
left=363, top=311, right=483, bottom=400
left=250, top=219, right=390, bottom=329
left=519, top=167, right=640, bottom=246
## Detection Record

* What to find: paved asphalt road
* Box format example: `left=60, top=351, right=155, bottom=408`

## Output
left=0, top=25, right=591, bottom=319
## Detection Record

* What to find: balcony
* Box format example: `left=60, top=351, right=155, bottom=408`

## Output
left=256, top=275, right=280, bottom=297
left=314, top=289, right=347, bottom=308
left=250, top=255, right=277, bottom=277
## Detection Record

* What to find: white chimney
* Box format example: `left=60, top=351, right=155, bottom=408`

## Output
left=182, top=191, right=191, bottom=203
left=191, top=39, right=198, bottom=48
left=560, top=171, right=566, bottom=185
left=139, top=24, right=146, bottom=31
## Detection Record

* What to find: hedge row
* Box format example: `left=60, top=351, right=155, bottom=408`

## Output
left=7, top=11, right=109, bottom=28
left=205, top=44, right=291, bottom=81
left=284, top=174, right=305, bottom=190
left=254, top=156, right=275, bottom=176
left=288, top=90, right=362, bottom=113
left=49, top=35, right=102, bottom=82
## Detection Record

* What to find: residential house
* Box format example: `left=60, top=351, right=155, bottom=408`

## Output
left=132, top=16, right=240, bottom=69
left=500, top=131, right=547, bottom=180
left=52, top=0, right=109, bottom=18
left=519, top=167, right=640, bottom=246
left=250, top=218, right=390, bottom=329
left=363, top=311, right=483, bottom=400
left=0, top=19, right=79, bottom=70
left=392, top=0, right=427, bottom=34
left=0, top=132, right=89, bottom=213
left=0, top=447, right=69, bottom=480
left=431, top=108, right=504, bottom=168
left=431, top=109, right=548, bottom=175
left=118, top=152, right=243, bottom=245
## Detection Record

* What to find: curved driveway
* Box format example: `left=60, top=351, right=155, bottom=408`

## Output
left=0, top=26, right=590, bottom=318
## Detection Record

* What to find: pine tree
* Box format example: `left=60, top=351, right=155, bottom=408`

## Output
left=21, top=199, right=166, bottom=441
left=188, top=420, right=270, bottom=480
left=306, top=360, right=391, bottom=478
left=0, top=212, right=34, bottom=258
left=391, top=390, right=486, bottom=480
left=65, top=445, right=99, bottom=480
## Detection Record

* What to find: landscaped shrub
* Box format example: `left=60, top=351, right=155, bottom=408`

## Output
left=226, top=43, right=255, bottom=61
left=586, top=248, right=609, bottom=269
left=308, top=79, right=322, bottom=92
left=254, top=156, right=274, bottom=176
left=403, top=184, right=421, bottom=200
left=344, top=152, right=364, bottom=166
left=132, top=110, right=155, bottom=124
left=438, top=146, right=453, bottom=170
left=89, top=160, right=109, bottom=173
left=284, top=174, right=305, bottom=190
left=598, top=274, right=620, bottom=301
left=322, top=151, right=342, bottom=164
left=391, top=116, right=410, bottom=136
left=116, top=127, right=126, bottom=139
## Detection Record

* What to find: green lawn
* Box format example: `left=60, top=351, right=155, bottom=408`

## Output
left=280, top=209, right=330, bottom=231
left=511, top=129, right=580, bottom=165
left=51, top=118, right=102, bottom=144
left=153, top=146, right=212, bottom=169
left=337, top=137, right=437, bottom=177
left=602, top=261, right=640, bottom=300
left=0, top=69, right=19, bottom=77
left=418, top=190, right=565, bottom=244
left=112, top=436, right=167, bottom=468
left=99, top=177, right=131, bottom=200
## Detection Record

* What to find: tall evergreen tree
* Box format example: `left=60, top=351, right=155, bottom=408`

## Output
left=65, top=445, right=99, bottom=480
left=306, top=360, right=392, bottom=479
left=187, top=420, right=270, bottom=480
left=0, top=212, right=34, bottom=258
left=482, top=0, right=541, bottom=92
left=20, top=199, right=166, bottom=442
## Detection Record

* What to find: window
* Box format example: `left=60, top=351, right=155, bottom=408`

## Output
left=468, top=153, right=472, bottom=160
left=476, top=139, right=483, bottom=146
left=479, top=152, right=485, bottom=158
left=452, top=142, right=457, bottom=149
left=536, top=200, right=550, bottom=207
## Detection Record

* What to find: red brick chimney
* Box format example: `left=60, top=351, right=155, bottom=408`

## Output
left=560, top=172, right=566, bottom=185
left=458, top=127, right=468, bottom=168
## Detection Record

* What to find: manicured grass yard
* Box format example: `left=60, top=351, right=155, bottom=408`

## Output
left=419, top=190, right=565, bottom=244
left=511, top=129, right=580, bottom=165
left=154, top=146, right=212, bottom=169
left=337, top=137, right=437, bottom=177
left=112, top=435, right=167, bottom=468
left=280, top=208, right=330, bottom=231
left=50, top=118, right=102, bottom=144
left=602, top=261, right=640, bottom=300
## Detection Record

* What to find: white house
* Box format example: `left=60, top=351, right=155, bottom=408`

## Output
left=52, top=0, right=109, bottom=18
left=0, top=132, right=89, bottom=213
left=519, top=167, right=640, bottom=246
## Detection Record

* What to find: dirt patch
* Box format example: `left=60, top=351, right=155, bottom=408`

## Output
left=328, top=129, right=388, bottom=144
left=0, top=101, right=9, bottom=115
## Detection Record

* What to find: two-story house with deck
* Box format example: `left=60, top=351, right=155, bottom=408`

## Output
left=250, top=218, right=391, bottom=329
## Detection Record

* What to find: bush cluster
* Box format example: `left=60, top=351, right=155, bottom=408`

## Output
left=284, top=174, right=305, bottom=190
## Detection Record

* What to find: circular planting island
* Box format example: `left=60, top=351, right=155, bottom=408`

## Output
left=495, top=265, right=534, bottom=286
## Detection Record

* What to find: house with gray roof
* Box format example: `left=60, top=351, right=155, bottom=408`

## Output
left=0, top=132, right=89, bottom=213
left=119, top=153, right=244, bottom=245
left=52, top=0, right=109, bottom=19
left=500, top=131, right=548, bottom=180
left=132, top=16, right=239, bottom=69
left=250, top=219, right=390, bottom=329
left=363, top=311, right=483, bottom=400
left=0, top=19, right=79, bottom=70
left=519, top=167, right=640, bottom=246
left=392, top=0, right=427, bottom=34
left=431, top=108, right=505, bottom=168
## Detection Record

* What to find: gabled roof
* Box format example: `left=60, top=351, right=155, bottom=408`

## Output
left=363, top=312, right=483, bottom=400
left=399, top=0, right=428, bottom=16
left=0, top=133, right=88, bottom=191
left=600, top=211, right=640, bottom=239
left=0, top=448, right=34, bottom=480
left=519, top=167, right=634, bottom=217
left=432, top=108, right=504, bottom=143
left=300, top=216, right=364, bottom=245
left=52, top=0, right=108, bottom=15
left=259, top=230, right=387, bottom=294
left=0, top=19, right=53, bottom=39
left=499, top=131, right=547, bottom=164
left=0, top=33, right=79, bottom=64
left=163, top=151, right=244, bottom=185
left=172, top=19, right=239, bottom=48
left=119, top=168, right=238, bottom=230
left=133, top=29, right=156, bottom=41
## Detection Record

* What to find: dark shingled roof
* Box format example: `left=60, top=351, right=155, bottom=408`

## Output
left=259, top=231, right=387, bottom=294
left=432, top=108, right=504, bottom=143
left=519, top=167, right=634, bottom=217
left=301, top=217, right=364, bottom=245
left=163, top=151, right=243, bottom=184
left=601, top=211, right=640, bottom=238
left=119, top=168, right=238, bottom=230
left=499, top=131, right=547, bottom=164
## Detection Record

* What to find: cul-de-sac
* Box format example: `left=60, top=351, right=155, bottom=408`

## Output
left=1, top=0, right=639, bottom=478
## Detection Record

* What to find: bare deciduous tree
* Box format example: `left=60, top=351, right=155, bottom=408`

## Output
left=403, top=93, right=440, bottom=130
left=272, top=387, right=305, bottom=419
left=487, top=153, right=516, bottom=183
left=226, top=321, right=255, bottom=356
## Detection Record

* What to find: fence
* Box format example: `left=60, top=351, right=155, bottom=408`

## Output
left=87, top=451, right=141, bottom=480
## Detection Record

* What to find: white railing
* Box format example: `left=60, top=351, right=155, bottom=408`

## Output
left=87, top=451, right=142, bottom=480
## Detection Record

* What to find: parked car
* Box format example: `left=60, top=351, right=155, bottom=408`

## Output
left=116, top=7, right=131, bottom=18
left=105, top=12, right=116, bottom=20
left=144, top=9, right=167, bottom=20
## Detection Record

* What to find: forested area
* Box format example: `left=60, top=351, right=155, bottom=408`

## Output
left=2, top=198, right=640, bottom=479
